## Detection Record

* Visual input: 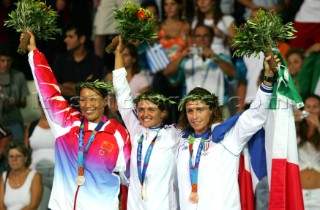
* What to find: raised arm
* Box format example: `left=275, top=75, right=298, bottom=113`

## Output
left=25, top=32, right=81, bottom=138
left=220, top=55, right=277, bottom=154
left=112, top=36, right=141, bottom=136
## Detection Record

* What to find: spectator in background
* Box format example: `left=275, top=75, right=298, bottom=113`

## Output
left=295, top=94, right=320, bottom=210
left=163, top=24, right=235, bottom=115
left=105, top=43, right=151, bottom=125
left=285, top=47, right=305, bottom=88
left=0, top=44, right=29, bottom=142
left=24, top=100, right=55, bottom=210
left=0, top=124, right=12, bottom=174
left=52, top=24, right=104, bottom=107
left=192, top=0, right=236, bottom=58
left=159, top=0, right=191, bottom=61
left=290, top=0, right=320, bottom=51
left=105, top=43, right=150, bottom=97
left=0, top=142, right=43, bottom=210
left=93, top=0, right=141, bottom=70
left=237, top=0, right=290, bottom=22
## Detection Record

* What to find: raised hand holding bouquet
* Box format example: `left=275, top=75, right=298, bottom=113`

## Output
left=231, top=9, right=296, bottom=72
left=105, top=0, right=158, bottom=53
left=4, top=0, right=62, bottom=54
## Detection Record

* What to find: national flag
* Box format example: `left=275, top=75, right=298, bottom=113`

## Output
left=145, top=42, right=170, bottom=73
left=296, top=52, right=320, bottom=99
left=238, top=52, right=304, bottom=210
left=101, top=140, right=114, bottom=152
left=265, top=60, right=304, bottom=210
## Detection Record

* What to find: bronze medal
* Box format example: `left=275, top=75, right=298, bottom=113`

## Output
left=189, top=192, right=199, bottom=203
left=76, top=176, right=85, bottom=186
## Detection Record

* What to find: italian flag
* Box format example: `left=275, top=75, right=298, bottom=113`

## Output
left=239, top=54, right=305, bottom=210
left=266, top=59, right=304, bottom=210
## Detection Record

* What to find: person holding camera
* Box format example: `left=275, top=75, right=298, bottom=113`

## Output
left=163, top=24, right=235, bottom=108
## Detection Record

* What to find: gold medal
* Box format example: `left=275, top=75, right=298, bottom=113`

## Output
left=76, top=176, right=85, bottom=186
left=189, top=192, right=199, bottom=203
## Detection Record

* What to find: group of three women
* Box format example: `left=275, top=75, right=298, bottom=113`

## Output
left=11, top=31, right=276, bottom=210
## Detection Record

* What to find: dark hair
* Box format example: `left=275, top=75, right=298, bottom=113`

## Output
left=195, top=0, right=223, bottom=26
left=285, top=47, right=306, bottom=61
left=124, top=43, right=140, bottom=75
left=64, top=23, right=91, bottom=48
left=298, top=94, right=320, bottom=150
left=4, top=142, right=32, bottom=168
left=133, top=92, right=175, bottom=113
left=0, top=43, right=13, bottom=57
left=193, top=24, right=215, bottom=37
left=161, top=0, right=183, bottom=21
left=178, top=87, right=222, bottom=132
left=141, top=1, right=160, bottom=17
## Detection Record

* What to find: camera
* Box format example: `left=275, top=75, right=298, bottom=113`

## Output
left=189, top=46, right=203, bottom=55
left=301, top=110, right=310, bottom=119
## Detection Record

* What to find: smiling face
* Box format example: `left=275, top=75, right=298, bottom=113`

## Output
left=185, top=100, right=212, bottom=135
left=8, top=149, right=27, bottom=171
left=136, top=100, right=167, bottom=128
left=79, top=88, right=108, bottom=123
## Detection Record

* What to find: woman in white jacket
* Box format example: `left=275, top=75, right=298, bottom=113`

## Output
left=112, top=36, right=180, bottom=210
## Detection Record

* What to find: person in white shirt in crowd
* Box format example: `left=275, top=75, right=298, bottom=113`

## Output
left=163, top=24, right=235, bottom=114
left=295, top=94, right=320, bottom=210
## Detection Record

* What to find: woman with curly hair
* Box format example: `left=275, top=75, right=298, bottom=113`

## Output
left=0, top=142, right=42, bottom=210
left=176, top=54, right=277, bottom=209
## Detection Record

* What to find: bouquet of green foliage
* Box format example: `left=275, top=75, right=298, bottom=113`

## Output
left=231, top=9, right=296, bottom=71
left=105, top=0, right=158, bottom=53
left=4, top=0, right=62, bottom=54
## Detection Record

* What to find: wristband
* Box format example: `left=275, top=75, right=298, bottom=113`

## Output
left=263, top=75, right=276, bottom=84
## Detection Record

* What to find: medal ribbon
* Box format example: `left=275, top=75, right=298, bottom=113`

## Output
left=137, top=126, right=162, bottom=186
left=78, top=116, right=106, bottom=176
left=189, top=130, right=210, bottom=193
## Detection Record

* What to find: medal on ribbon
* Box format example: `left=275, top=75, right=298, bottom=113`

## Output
left=137, top=126, right=162, bottom=201
left=188, top=130, right=210, bottom=204
left=77, top=117, right=106, bottom=186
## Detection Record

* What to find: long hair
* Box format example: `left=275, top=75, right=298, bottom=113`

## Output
left=195, top=0, right=223, bottom=26
left=298, top=94, right=320, bottom=150
left=161, top=0, right=183, bottom=21
left=178, top=87, right=222, bottom=132
left=124, top=42, right=140, bottom=76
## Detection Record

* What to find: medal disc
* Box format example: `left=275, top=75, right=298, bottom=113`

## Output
left=189, top=192, right=199, bottom=203
left=76, top=176, right=85, bottom=186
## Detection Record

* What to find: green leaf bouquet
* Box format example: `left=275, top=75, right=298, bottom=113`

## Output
left=105, top=0, right=158, bottom=53
left=231, top=9, right=296, bottom=71
left=4, top=0, right=62, bottom=54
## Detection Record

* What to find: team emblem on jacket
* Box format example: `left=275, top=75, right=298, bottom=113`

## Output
left=99, top=140, right=114, bottom=156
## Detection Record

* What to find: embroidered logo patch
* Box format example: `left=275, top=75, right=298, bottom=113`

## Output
left=101, top=140, right=114, bottom=152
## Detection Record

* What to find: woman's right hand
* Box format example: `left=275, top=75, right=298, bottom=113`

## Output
left=21, top=31, right=37, bottom=52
